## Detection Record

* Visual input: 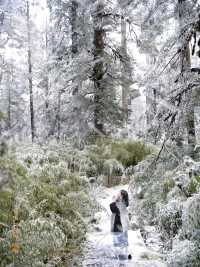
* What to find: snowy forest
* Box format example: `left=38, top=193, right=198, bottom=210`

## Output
left=0, top=0, right=200, bottom=266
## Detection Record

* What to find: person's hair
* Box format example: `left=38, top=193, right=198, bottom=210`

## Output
left=120, top=190, right=129, bottom=207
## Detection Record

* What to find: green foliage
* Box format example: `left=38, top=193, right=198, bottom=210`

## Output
left=85, top=164, right=97, bottom=177
left=187, top=179, right=198, bottom=196
left=0, top=147, right=95, bottom=267
left=0, top=139, right=151, bottom=265
left=195, top=175, right=200, bottom=183
left=0, top=111, right=5, bottom=121
left=111, top=140, right=152, bottom=168
left=87, top=145, right=108, bottom=175
left=0, top=156, right=28, bottom=230
left=24, top=156, right=33, bottom=167
left=0, top=156, right=28, bottom=186
left=87, top=138, right=152, bottom=177
left=0, top=191, right=14, bottom=227
left=186, top=176, right=200, bottom=196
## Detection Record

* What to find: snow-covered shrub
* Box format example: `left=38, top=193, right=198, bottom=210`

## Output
left=183, top=175, right=200, bottom=197
left=172, top=173, right=189, bottom=191
left=131, top=180, right=162, bottom=224
left=167, top=240, right=200, bottom=267
left=85, top=164, right=98, bottom=177
left=0, top=156, right=28, bottom=265
left=185, top=178, right=200, bottom=196
left=0, top=190, right=14, bottom=227
left=78, top=157, right=97, bottom=177
left=0, top=146, right=95, bottom=266
left=158, top=200, right=183, bottom=243
left=110, top=139, right=153, bottom=168
left=182, top=193, right=200, bottom=239
left=166, top=186, right=186, bottom=202
left=102, top=159, right=124, bottom=186
left=87, top=144, right=107, bottom=175
left=47, top=151, right=60, bottom=164
left=24, top=155, right=33, bottom=167
left=87, top=137, right=153, bottom=177
left=162, top=178, right=176, bottom=200
left=8, top=218, right=66, bottom=266
left=188, top=161, right=200, bottom=177
left=103, top=159, right=124, bottom=177
left=130, top=146, right=200, bottom=264
left=0, top=155, right=28, bottom=182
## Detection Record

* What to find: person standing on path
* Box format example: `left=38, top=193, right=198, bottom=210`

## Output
left=110, top=189, right=132, bottom=260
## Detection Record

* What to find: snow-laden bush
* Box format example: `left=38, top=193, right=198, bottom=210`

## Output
left=102, top=158, right=124, bottom=186
left=109, top=139, right=153, bottom=168
left=0, top=190, right=14, bottom=227
left=166, top=186, right=186, bottom=202
left=167, top=240, right=200, bottom=267
left=130, top=147, right=200, bottom=265
left=103, top=158, right=124, bottom=177
left=0, top=146, right=95, bottom=266
left=162, top=177, right=176, bottom=200
left=3, top=218, right=66, bottom=267
left=87, top=138, right=153, bottom=175
left=182, top=193, right=200, bottom=239
left=157, top=200, right=183, bottom=242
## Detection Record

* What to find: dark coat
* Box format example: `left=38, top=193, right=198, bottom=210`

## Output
left=110, top=202, right=122, bottom=232
left=110, top=200, right=129, bottom=233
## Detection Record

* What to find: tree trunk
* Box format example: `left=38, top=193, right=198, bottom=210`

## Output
left=121, top=14, right=129, bottom=124
left=93, top=1, right=105, bottom=134
left=26, top=1, right=35, bottom=142
left=71, top=1, right=78, bottom=56
left=57, top=91, right=61, bottom=141
left=7, top=70, right=11, bottom=130
left=0, top=0, right=5, bottom=27
left=178, top=0, right=196, bottom=157
left=71, top=1, right=78, bottom=95
left=44, top=17, right=50, bottom=133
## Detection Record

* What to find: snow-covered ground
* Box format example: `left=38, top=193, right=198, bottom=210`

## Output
left=82, top=185, right=166, bottom=267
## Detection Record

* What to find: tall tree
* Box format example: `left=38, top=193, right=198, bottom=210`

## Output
left=71, top=0, right=78, bottom=96
left=71, top=1, right=78, bottom=57
left=178, top=0, right=196, bottom=157
left=92, top=1, right=106, bottom=134
left=26, top=0, right=35, bottom=142
left=120, top=10, right=130, bottom=125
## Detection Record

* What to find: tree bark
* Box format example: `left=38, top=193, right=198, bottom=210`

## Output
left=71, top=1, right=78, bottom=94
left=178, top=0, right=196, bottom=157
left=0, top=0, right=5, bottom=27
left=93, top=1, right=105, bottom=134
left=71, top=1, right=78, bottom=56
left=26, top=1, right=36, bottom=142
left=57, top=91, right=61, bottom=141
left=7, top=69, right=11, bottom=130
left=44, top=16, right=50, bottom=132
left=121, top=14, right=129, bottom=124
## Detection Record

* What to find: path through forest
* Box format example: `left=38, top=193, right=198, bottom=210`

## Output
left=82, top=185, right=167, bottom=267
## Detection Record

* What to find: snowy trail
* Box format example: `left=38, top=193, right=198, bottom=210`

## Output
left=82, top=185, right=167, bottom=267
